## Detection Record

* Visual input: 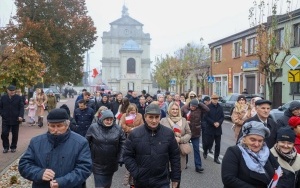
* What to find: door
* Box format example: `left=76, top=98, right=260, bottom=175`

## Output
left=245, top=76, right=255, bottom=94
left=272, top=82, right=282, bottom=108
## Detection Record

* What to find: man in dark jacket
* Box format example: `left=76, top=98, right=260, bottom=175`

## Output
left=18, top=108, right=92, bottom=188
left=96, top=94, right=111, bottom=111
left=0, top=85, right=24, bottom=153
left=137, top=96, right=148, bottom=122
left=123, top=103, right=181, bottom=188
left=129, top=91, right=139, bottom=106
left=74, top=100, right=94, bottom=137
left=204, top=94, right=224, bottom=164
left=237, top=99, right=280, bottom=149
left=111, top=92, right=123, bottom=115
left=181, top=98, right=210, bottom=172
left=277, top=100, right=300, bottom=127
left=75, top=92, right=96, bottom=114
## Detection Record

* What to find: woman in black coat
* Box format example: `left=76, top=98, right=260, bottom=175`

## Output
left=222, top=121, right=280, bottom=188
left=86, top=110, right=126, bottom=188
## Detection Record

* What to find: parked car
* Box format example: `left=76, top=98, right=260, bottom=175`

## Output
left=269, top=100, right=300, bottom=122
left=220, top=93, right=263, bottom=118
left=44, top=88, right=61, bottom=102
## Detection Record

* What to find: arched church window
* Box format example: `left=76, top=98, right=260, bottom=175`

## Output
left=127, top=58, right=136, bottom=73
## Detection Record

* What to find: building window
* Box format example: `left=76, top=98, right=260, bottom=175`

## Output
left=276, top=28, right=284, bottom=49
left=214, top=46, right=222, bottom=62
left=232, top=40, right=242, bottom=58
left=246, top=37, right=256, bottom=55
left=127, top=58, right=136, bottom=73
left=290, top=82, right=300, bottom=94
left=294, top=23, right=300, bottom=47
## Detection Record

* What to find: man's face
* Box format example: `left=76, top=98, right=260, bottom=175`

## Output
left=204, top=100, right=211, bottom=105
left=116, top=94, right=123, bottom=101
left=7, top=89, right=15, bottom=97
left=174, top=94, right=180, bottom=101
left=167, top=96, right=173, bottom=102
left=132, top=92, right=137, bottom=98
left=83, top=94, right=90, bottom=100
left=102, top=96, right=108, bottom=102
left=144, top=114, right=160, bottom=129
left=48, top=121, right=69, bottom=135
left=96, top=91, right=101, bottom=96
left=190, top=106, right=197, bottom=111
left=255, top=104, right=271, bottom=119
left=139, top=97, right=146, bottom=104
left=78, top=103, right=87, bottom=110
left=211, top=98, right=219, bottom=105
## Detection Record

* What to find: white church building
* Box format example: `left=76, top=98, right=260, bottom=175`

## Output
left=101, top=6, right=152, bottom=94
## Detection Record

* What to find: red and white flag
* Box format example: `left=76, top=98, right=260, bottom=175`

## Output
left=115, top=112, right=122, bottom=120
left=268, top=166, right=282, bottom=188
left=186, top=111, right=191, bottom=121
left=173, top=124, right=181, bottom=134
left=125, top=116, right=134, bottom=125
left=92, top=68, right=99, bottom=78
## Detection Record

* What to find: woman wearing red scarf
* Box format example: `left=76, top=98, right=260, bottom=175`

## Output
left=288, top=116, right=300, bottom=153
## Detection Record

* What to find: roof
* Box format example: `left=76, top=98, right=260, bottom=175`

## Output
left=110, top=15, right=143, bottom=26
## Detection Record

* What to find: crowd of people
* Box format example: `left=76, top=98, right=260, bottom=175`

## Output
left=2, top=85, right=300, bottom=187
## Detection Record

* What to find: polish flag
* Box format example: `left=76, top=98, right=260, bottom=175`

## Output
left=92, top=68, right=99, bottom=78
left=115, top=112, right=122, bottom=120
left=173, top=124, right=181, bottom=134
left=186, top=111, right=191, bottom=121
left=268, top=166, right=282, bottom=188
left=125, top=116, right=134, bottom=125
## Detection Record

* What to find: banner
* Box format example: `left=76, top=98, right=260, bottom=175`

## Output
left=92, top=68, right=99, bottom=78
left=115, top=112, right=122, bottom=120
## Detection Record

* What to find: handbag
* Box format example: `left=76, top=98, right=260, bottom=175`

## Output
left=179, top=143, right=192, bottom=155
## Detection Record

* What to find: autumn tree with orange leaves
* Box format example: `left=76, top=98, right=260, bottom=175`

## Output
left=1, top=0, right=97, bottom=86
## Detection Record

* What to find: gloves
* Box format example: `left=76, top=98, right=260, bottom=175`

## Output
left=119, top=162, right=124, bottom=167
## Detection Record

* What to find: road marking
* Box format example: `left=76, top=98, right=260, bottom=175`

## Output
left=199, top=143, right=223, bottom=163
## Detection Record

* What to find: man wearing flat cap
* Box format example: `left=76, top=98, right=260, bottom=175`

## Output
left=19, top=109, right=92, bottom=188
left=123, top=103, right=181, bottom=188
left=237, top=99, right=280, bottom=148
left=0, top=85, right=24, bottom=153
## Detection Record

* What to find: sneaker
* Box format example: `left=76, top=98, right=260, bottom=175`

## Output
left=3, top=149, right=8, bottom=153
left=11, top=149, right=16, bottom=153
left=195, top=167, right=204, bottom=173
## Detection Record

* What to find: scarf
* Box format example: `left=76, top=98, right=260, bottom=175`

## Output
left=238, top=143, right=270, bottom=174
left=274, top=143, right=297, bottom=166
left=169, top=116, right=182, bottom=123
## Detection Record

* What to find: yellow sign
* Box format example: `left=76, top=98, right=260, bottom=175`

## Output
left=286, top=55, right=300, bottom=70
left=288, top=70, right=300, bottom=82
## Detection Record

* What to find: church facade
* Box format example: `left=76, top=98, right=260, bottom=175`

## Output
left=101, top=6, right=152, bottom=94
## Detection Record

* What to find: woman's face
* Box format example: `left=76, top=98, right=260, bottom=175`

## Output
left=103, top=117, right=113, bottom=127
left=243, top=134, right=264, bottom=153
left=129, top=110, right=136, bottom=115
left=180, top=96, right=185, bottom=102
left=170, top=104, right=179, bottom=117
left=37, top=88, right=41, bottom=94
left=277, top=141, right=294, bottom=153
left=238, top=98, right=246, bottom=104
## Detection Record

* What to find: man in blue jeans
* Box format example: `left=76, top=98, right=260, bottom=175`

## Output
left=181, top=98, right=210, bottom=173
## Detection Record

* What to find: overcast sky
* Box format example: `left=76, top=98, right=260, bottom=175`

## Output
left=1, top=0, right=300, bottom=71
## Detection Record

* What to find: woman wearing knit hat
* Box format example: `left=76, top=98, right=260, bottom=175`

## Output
left=231, top=95, right=251, bottom=139
left=270, top=127, right=300, bottom=187
left=288, top=116, right=300, bottom=153
left=222, top=121, right=280, bottom=187
left=86, top=110, right=126, bottom=188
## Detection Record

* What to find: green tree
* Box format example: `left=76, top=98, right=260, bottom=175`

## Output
left=1, top=0, right=97, bottom=85
left=0, top=43, right=45, bottom=91
left=249, top=0, right=291, bottom=101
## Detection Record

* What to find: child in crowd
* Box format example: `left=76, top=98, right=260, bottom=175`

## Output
left=25, top=98, right=36, bottom=126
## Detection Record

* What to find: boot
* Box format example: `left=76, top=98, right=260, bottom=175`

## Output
left=38, top=116, right=43, bottom=127
left=39, top=116, right=44, bottom=127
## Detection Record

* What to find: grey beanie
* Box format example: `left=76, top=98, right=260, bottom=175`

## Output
left=100, top=110, right=114, bottom=122
left=289, top=101, right=300, bottom=112
left=190, top=99, right=199, bottom=107
left=242, top=121, right=270, bottom=138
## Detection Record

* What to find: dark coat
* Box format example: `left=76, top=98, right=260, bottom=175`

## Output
left=0, top=94, right=24, bottom=125
left=222, top=145, right=279, bottom=188
left=181, top=103, right=210, bottom=138
left=129, top=97, right=140, bottom=106
left=18, top=130, right=92, bottom=188
left=204, top=103, right=224, bottom=136
left=86, top=122, right=126, bottom=175
left=96, top=100, right=111, bottom=111
left=277, top=109, right=293, bottom=128
left=74, top=100, right=96, bottom=114
left=111, top=100, right=122, bottom=115
left=270, top=147, right=300, bottom=188
left=237, top=115, right=280, bottom=148
left=74, top=107, right=94, bottom=137
left=123, top=124, right=181, bottom=188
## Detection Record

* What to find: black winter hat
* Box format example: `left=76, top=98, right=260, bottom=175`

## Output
left=60, top=104, right=71, bottom=117
left=289, top=101, right=300, bottom=112
left=237, top=95, right=246, bottom=101
left=203, top=96, right=210, bottom=102
left=47, top=109, right=69, bottom=123
left=190, top=99, right=199, bottom=107
left=277, top=127, right=296, bottom=143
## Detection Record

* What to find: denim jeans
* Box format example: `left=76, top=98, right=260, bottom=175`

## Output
left=191, top=137, right=202, bottom=168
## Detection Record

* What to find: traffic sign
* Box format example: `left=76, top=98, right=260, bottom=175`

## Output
left=288, top=70, right=300, bottom=82
left=286, top=55, right=300, bottom=70
left=208, top=76, right=215, bottom=83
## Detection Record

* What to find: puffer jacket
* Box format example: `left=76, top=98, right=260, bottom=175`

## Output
left=18, top=129, right=92, bottom=188
left=74, top=107, right=94, bottom=137
left=181, top=102, right=210, bottom=138
left=277, top=109, right=293, bottom=128
left=123, top=123, right=181, bottom=188
left=271, top=147, right=300, bottom=188
left=86, top=121, right=126, bottom=175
